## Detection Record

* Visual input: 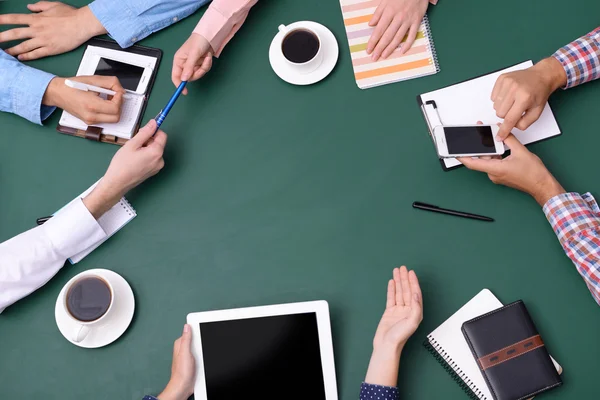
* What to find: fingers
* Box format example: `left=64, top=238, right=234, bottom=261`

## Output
left=15, top=46, right=52, bottom=61
left=399, top=266, right=411, bottom=306
left=371, top=17, right=402, bottom=61
left=502, top=134, right=525, bottom=153
left=0, top=14, right=34, bottom=26
left=73, top=76, right=124, bottom=93
left=400, top=23, right=419, bottom=54
left=192, top=55, right=213, bottom=81
left=381, top=23, right=409, bottom=59
left=130, top=120, right=158, bottom=147
left=367, top=13, right=392, bottom=55
left=515, top=105, right=544, bottom=131
left=408, top=270, right=423, bottom=320
left=491, top=75, right=505, bottom=102
left=27, top=1, right=58, bottom=12
left=150, top=130, right=168, bottom=150
left=0, top=28, right=33, bottom=43
left=84, top=93, right=121, bottom=116
left=386, top=279, right=395, bottom=308
left=497, top=102, right=526, bottom=141
left=369, top=3, right=384, bottom=26
left=458, top=156, right=503, bottom=175
left=5, top=38, right=42, bottom=57
left=172, top=57, right=184, bottom=91
left=393, top=267, right=404, bottom=306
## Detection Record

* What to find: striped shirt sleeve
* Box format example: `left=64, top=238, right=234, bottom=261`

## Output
left=543, top=192, right=600, bottom=305
left=552, top=27, right=600, bottom=89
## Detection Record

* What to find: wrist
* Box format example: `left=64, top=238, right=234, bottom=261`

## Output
left=535, top=57, right=567, bottom=92
left=82, top=181, right=124, bottom=220
left=76, top=6, right=107, bottom=40
left=42, top=77, right=65, bottom=108
left=157, top=381, right=192, bottom=400
left=364, top=345, right=403, bottom=387
left=531, top=174, right=566, bottom=207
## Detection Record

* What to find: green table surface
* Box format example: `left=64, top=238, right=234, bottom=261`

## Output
left=1, top=0, right=599, bottom=399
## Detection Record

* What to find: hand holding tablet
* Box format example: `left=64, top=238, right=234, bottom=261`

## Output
left=186, top=301, right=338, bottom=400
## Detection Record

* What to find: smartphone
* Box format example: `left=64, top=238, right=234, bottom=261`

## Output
left=89, top=55, right=153, bottom=95
left=433, top=125, right=504, bottom=158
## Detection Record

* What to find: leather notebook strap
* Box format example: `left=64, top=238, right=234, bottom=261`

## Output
left=85, top=126, right=103, bottom=142
left=478, top=334, right=544, bottom=370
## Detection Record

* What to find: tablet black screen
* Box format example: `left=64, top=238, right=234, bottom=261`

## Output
left=199, top=313, right=326, bottom=400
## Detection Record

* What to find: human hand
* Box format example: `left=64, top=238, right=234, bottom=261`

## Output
left=157, top=324, right=197, bottom=400
left=366, top=0, right=430, bottom=61
left=0, top=2, right=106, bottom=61
left=83, top=120, right=167, bottom=219
left=458, top=130, right=565, bottom=207
left=42, top=76, right=124, bottom=125
left=492, top=57, right=567, bottom=140
left=172, top=33, right=213, bottom=95
left=365, top=267, right=423, bottom=387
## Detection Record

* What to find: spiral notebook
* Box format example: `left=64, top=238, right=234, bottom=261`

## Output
left=424, top=289, right=562, bottom=400
left=340, top=0, right=439, bottom=89
left=56, top=180, right=137, bottom=264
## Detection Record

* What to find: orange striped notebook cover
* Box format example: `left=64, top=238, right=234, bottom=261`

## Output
left=340, top=0, right=440, bottom=89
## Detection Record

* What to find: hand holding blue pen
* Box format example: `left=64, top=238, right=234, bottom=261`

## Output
left=154, top=81, right=187, bottom=131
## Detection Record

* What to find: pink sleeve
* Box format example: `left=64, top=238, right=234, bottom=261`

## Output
left=193, top=0, right=258, bottom=57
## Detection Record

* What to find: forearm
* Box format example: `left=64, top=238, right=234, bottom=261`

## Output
left=543, top=192, right=600, bottom=305
left=89, top=0, right=208, bottom=48
left=552, top=27, right=600, bottom=89
left=0, top=200, right=106, bottom=313
left=193, top=0, right=258, bottom=57
left=365, top=345, right=402, bottom=387
left=0, top=50, right=55, bottom=124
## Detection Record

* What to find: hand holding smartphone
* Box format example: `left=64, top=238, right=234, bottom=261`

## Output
left=433, top=125, right=505, bottom=158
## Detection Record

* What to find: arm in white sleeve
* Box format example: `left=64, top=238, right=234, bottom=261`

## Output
left=0, top=199, right=106, bottom=313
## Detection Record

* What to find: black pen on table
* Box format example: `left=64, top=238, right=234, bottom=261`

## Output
left=36, top=216, right=52, bottom=225
left=412, top=201, right=494, bottom=222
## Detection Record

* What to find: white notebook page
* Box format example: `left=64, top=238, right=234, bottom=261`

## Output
left=426, top=289, right=561, bottom=400
left=59, top=93, right=144, bottom=139
left=420, top=61, right=561, bottom=169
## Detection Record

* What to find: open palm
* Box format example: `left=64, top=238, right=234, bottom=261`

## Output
left=373, top=266, right=423, bottom=351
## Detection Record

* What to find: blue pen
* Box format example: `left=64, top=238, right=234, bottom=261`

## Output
left=154, top=81, right=187, bottom=130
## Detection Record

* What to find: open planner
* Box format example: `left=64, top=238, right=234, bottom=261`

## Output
left=424, top=289, right=562, bottom=400
left=57, top=180, right=137, bottom=264
left=340, top=0, right=439, bottom=89
left=417, top=61, right=562, bottom=171
left=57, top=38, right=162, bottom=145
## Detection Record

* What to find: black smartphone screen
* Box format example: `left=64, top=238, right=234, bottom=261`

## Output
left=94, top=58, right=144, bottom=91
left=445, top=126, right=496, bottom=154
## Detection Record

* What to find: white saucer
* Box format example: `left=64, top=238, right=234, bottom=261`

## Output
left=269, top=21, right=339, bottom=85
left=55, top=269, right=135, bottom=349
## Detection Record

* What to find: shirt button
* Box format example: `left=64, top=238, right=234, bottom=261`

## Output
left=173, top=17, right=178, bottom=22
left=131, top=37, right=137, bottom=42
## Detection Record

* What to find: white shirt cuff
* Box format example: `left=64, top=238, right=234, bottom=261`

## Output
left=43, top=198, right=107, bottom=258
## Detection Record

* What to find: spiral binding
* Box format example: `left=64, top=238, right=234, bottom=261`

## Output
left=120, top=196, right=137, bottom=217
left=422, top=15, right=440, bottom=74
left=423, top=336, right=486, bottom=399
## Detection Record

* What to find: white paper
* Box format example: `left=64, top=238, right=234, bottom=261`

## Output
left=420, top=61, right=561, bottom=169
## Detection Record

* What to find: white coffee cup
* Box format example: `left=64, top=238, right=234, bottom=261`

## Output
left=278, top=24, right=324, bottom=74
left=61, top=271, right=115, bottom=343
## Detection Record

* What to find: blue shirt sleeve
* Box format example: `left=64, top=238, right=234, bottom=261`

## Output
left=88, top=0, right=212, bottom=48
left=0, top=50, right=56, bottom=125
left=360, top=383, right=400, bottom=400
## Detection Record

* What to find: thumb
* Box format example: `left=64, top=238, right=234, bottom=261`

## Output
left=129, top=119, right=157, bottom=147
left=181, top=324, right=192, bottom=349
left=503, top=134, right=525, bottom=153
left=27, top=1, right=56, bottom=12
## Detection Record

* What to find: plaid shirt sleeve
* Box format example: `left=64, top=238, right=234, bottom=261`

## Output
left=552, top=27, right=600, bottom=89
left=543, top=192, right=600, bottom=305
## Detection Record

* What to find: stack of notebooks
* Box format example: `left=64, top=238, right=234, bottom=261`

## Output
left=339, top=0, right=440, bottom=89
left=424, top=289, right=563, bottom=400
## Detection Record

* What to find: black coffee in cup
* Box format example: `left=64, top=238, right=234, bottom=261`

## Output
left=66, top=277, right=112, bottom=322
left=282, top=29, right=320, bottom=63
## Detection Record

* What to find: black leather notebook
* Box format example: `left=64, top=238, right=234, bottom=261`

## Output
left=461, top=301, right=562, bottom=400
